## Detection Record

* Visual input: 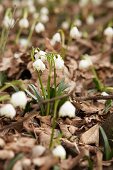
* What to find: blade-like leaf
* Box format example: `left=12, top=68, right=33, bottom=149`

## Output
left=5, top=153, right=24, bottom=170
left=100, top=126, right=111, bottom=160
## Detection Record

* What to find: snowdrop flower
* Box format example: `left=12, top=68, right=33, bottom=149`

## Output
left=70, top=26, right=82, bottom=39
left=37, top=0, right=47, bottom=5
left=51, top=32, right=61, bottom=46
left=86, top=15, right=95, bottom=25
left=19, top=18, right=29, bottom=29
left=40, top=14, right=49, bottom=23
left=35, top=50, right=47, bottom=61
left=104, top=27, right=113, bottom=38
left=11, top=91, right=27, bottom=109
left=3, top=16, right=15, bottom=29
left=54, top=55, right=64, bottom=70
left=40, top=7, right=49, bottom=15
left=74, top=19, right=82, bottom=27
left=28, top=4, right=36, bottom=13
left=79, top=0, right=89, bottom=7
left=61, top=21, right=69, bottom=30
left=101, top=92, right=109, bottom=96
left=35, top=22, right=45, bottom=33
left=52, top=145, right=66, bottom=159
left=99, top=91, right=109, bottom=104
left=33, top=59, right=46, bottom=71
left=79, top=55, right=93, bottom=70
left=59, top=101, right=76, bottom=118
left=92, top=0, right=102, bottom=6
left=0, top=104, right=16, bottom=119
left=19, top=38, right=28, bottom=47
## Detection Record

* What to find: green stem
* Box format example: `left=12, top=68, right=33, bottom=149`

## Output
left=46, top=64, right=52, bottom=115
left=27, top=19, right=37, bottom=48
left=54, top=67, right=57, bottom=96
left=49, top=100, right=59, bottom=149
left=91, top=66, right=104, bottom=91
left=37, top=71, right=46, bottom=99
left=15, top=28, right=22, bottom=44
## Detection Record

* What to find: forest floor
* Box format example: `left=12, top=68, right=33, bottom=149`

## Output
left=0, top=0, right=113, bottom=169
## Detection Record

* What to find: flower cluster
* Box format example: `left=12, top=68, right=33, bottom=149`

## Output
left=33, top=49, right=64, bottom=71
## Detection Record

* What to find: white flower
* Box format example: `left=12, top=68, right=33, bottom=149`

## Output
left=99, top=91, right=109, bottom=104
left=35, top=22, right=45, bottom=33
left=19, top=38, right=28, bottom=47
left=92, top=0, right=102, bottom=6
left=11, top=91, right=27, bottom=109
left=70, top=26, right=82, bottom=39
left=19, top=18, right=29, bottom=29
left=59, top=101, right=76, bottom=118
left=86, top=15, right=95, bottom=25
left=104, top=27, right=113, bottom=38
left=61, top=21, right=69, bottom=30
left=37, top=0, right=47, bottom=4
left=33, top=59, right=46, bottom=71
left=28, top=5, right=36, bottom=13
left=3, top=16, right=15, bottom=28
left=52, top=145, right=66, bottom=159
left=0, top=104, right=16, bottom=119
left=51, top=32, right=61, bottom=46
left=79, top=55, right=93, bottom=70
left=74, top=19, right=82, bottom=27
left=40, top=7, right=49, bottom=15
left=34, top=50, right=46, bottom=61
left=101, top=92, right=109, bottom=96
left=54, top=55, right=64, bottom=70
left=79, top=0, right=89, bottom=7
left=40, top=14, right=49, bottom=23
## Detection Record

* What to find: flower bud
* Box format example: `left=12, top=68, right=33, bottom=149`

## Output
left=34, top=50, right=47, bottom=61
left=11, top=91, right=27, bottom=109
left=0, top=104, right=16, bottom=119
left=54, top=55, right=64, bottom=70
left=59, top=101, right=76, bottom=118
left=35, top=22, right=45, bottom=33
left=40, top=7, right=49, bottom=15
left=3, top=16, right=15, bottom=29
left=19, top=18, right=29, bottom=29
left=52, top=145, right=66, bottom=159
left=51, top=32, right=61, bottom=46
left=104, top=27, right=113, bottom=38
left=79, top=55, right=93, bottom=70
left=33, top=59, right=46, bottom=71
left=70, top=26, right=82, bottom=39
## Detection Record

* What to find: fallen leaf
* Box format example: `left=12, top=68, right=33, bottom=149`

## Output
left=80, top=124, right=99, bottom=145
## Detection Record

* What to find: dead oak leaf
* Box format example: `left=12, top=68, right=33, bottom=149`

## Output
left=80, top=124, right=99, bottom=145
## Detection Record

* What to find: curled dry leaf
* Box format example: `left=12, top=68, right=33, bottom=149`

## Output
left=80, top=124, right=99, bottom=145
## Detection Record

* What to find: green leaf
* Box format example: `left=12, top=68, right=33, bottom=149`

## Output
left=28, top=84, right=42, bottom=101
left=104, top=99, right=112, bottom=114
left=0, top=72, right=7, bottom=87
left=84, top=156, right=93, bottom=170
left=5, top=153, right=24, bottom=170
left=57, top=79, right=68, bottom=96
left=93, top=78, right=102, bottom=91
left=100, top=126, right=111, bottom=160
left=28, top=84, right=45, bottom=115
left=53, top=165, right=60, bottom=170
left=0, top=80, right=23, bottom=92
left=0, top=94, right=10, bottom=102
